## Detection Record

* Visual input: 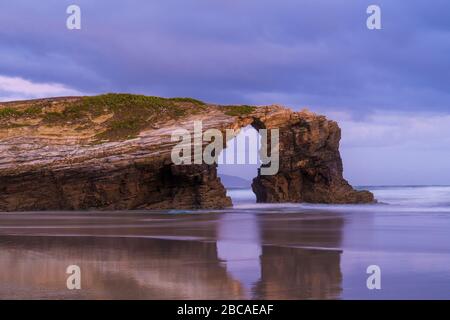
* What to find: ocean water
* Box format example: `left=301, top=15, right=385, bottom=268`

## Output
left=228, top=185, right=450, bottom=212
left=1, top=186, right=450, bottom=299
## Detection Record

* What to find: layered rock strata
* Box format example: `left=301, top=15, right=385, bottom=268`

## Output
left=0, top=94, right=374, bottom=211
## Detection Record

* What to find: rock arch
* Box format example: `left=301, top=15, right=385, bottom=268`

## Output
left=0, top=97, right=374, bottom=211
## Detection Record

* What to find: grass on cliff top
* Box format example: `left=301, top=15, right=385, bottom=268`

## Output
left=1, top=94, right=259, bottom=142
left=0, top=105, right=44, bottom=119
left=90, top=94, right=207, bottom=141
left=223, top=105, right=256, bottom=116
left=1, top=93, right=209, bottom=141
left=42, top=94, right=208, bottom=141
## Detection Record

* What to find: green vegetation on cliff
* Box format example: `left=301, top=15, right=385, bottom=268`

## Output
left=0, top=105, right=44, bottom=119
left=0, top=94, right=259, bottom=142
left=0, top=94, right=210, bottom=141
left=223, top=105, right=256, bottom=116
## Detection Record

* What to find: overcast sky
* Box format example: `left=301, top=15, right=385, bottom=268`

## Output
left=1, top=0, right=449, bottom=185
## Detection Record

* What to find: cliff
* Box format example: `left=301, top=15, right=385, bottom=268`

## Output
left=0, top=94, right=374, bottom=211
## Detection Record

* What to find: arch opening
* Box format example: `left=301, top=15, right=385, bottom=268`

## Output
left=217, top=125, right=261, bottom=206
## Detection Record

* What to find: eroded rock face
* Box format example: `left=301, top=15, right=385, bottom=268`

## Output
left=0, top=95, right=373, bottom=211
left=0, top=162, right=231, bottom=211
left=248, top=107, right=374, bottom=204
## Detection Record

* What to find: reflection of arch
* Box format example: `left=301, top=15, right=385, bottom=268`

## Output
left=255, top=246, right=343, bottom=299
left=0, top=235, right=248, bottom=299
left=253, top=213, right=345, bottom=299
left=0, top=210, right=345, bottom=299
left=217, top=213, right=262, bottom=298
left=216, top=212, right=345, bottom=299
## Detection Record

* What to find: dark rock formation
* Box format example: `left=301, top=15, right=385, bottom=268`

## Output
left=0, top=162, right=231, bottom=211
left=247, top=106, right=374, bottom=204
left=0, top=94, right=374, bottom=211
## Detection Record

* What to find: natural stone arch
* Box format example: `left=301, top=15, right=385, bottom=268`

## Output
left=0, top=96, right=374, bottom=211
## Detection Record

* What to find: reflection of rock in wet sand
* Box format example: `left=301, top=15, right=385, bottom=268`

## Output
left=258, top=213, right=344, bottom=248
left=0, top=235, right=246, bottom=299
left=0, top=212, right=346, bottom=299
left=252, top=213, right=344, bottom=299
left=254, top=246, right=342, bottom=299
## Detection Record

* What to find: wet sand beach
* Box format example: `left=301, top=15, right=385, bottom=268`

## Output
left=1, top=186, right=450, bottom=299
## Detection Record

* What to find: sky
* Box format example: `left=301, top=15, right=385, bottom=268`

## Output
left=1, top=0, right=449, bottom=185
